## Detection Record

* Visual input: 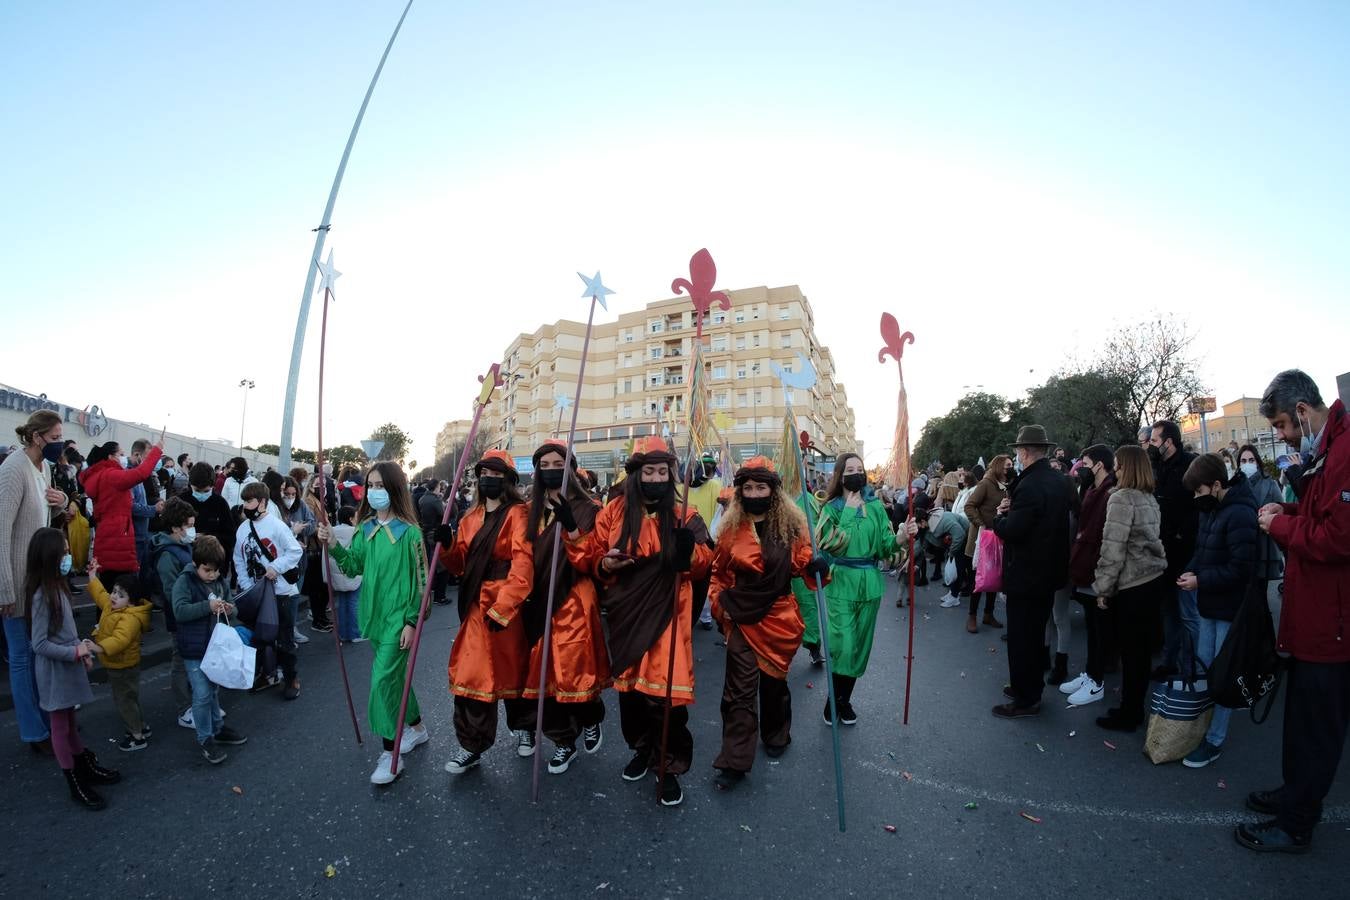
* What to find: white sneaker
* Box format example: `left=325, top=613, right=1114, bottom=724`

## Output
left=1059, top=672, right=1091, bottom=696
left=1067, top=679, right=1104, bottom=706
left=370, top=751, right=398, bottom=785
left=401, top=725, right=429, bottom=751
left=293, top=628, right=310, bottom=644
left=939, top=593, right=962, bottom=608
left=516, top=729, right=537, bottom=758
left=177, top=708, right=194, bottom=729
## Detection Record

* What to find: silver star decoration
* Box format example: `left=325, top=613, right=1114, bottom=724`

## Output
left=554, top=393, right=574, bottom=412
left=316, top=250, right=342, bottom=296
left=577, top=271, right=614, bottom=310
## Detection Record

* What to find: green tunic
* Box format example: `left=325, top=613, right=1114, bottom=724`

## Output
left=331, top=516, right=427, bottom=740
left=791, top=495, right=822, bottom=646
left=818, top=496, right=898, bottom=678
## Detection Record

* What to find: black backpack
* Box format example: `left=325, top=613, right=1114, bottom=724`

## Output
left=1207, top=547, right=1282, bottom=723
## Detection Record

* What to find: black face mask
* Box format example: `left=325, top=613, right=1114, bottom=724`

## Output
left=478, top=476, right=504, bottom=500
left=843, top=473, right=866, bottom=493
left=243, top=506, right=262, bottom=521
left=641, top=480, right=672, bottom=502
left=742, top=495, right=772, bottom=515
left=538, top=469, right=565, bottom=490
left=1147, top=445, right=1163, bottom=465
left=1077, top=467, right=1095, bottom=488
left=1194, top=494, right=1219, bottom=514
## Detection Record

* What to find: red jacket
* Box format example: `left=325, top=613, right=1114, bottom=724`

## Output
left=80, top=447, right=163, bottom=572
left=1270, top=400, right=1350, bottom=662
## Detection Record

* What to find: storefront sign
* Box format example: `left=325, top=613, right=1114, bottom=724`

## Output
left=0, top=387, right=108, bottom=437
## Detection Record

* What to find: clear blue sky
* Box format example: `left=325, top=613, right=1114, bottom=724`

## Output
left=4, top=1, right=1347, bottom=461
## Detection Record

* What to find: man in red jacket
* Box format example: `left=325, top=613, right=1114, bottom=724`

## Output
left=1237, top=369, right=1350, bottom=855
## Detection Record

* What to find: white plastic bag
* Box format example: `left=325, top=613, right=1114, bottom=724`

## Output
left=943, top=555, right=958, bottom=586
left=201, top=615, right=257, bottom=690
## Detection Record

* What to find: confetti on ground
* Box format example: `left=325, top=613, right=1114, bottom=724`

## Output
left=1035, top=743, right=1045, bottom=753
left=988, top=647, right=998, bottom=654
left=1103, top=741, right=1117, bottom=751
left=883, top=824, right=897, bottom=833
left=960, top=672, right=967, bottom=678
left=1020, top=812, right=1043, bottom=824
left=592, top=792, right=607, bottom=799
left=901, top=771, right=913, bottom=782
left=231, top=786, right=243, bottom=795
left=1069, top=731, right=1077, bottom=738
left=325, top=865, right=336, bottom=879
left=964, top=802, right=979, bottom=810
left=806, top=682, right=814, bottom=689
left=887, top=751, right=897, bottom=761
left=1218, top=779, right=1228, bottom=789
left=739, top=825, right=752, bottom=832
left=596, top=883, right=610, bottom=891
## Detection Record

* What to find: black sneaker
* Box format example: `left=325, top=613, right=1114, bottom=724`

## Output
left=822, top=701, right=835, bottom=726
left=713, top=768, right=745, bottom=791
left=1235, top=820, right=1311, bottom=854
left=582, top=723, right=603, bottom=754
left=839, top=702, right=858, bottom=726
left=200, top=740, right=227, bottom=765
left=117, top=734, right=147, bottom=753
left=516, top=729, right=536, bottom=758
left=310, top=622, right=334, bottom=633
left=808, top=646, right=825, bottom=667
left=214, top=726, right=248, bottom=746
left=1247, top=790, right=1282, bottom=816
left=547, top=745, right=578, bottom=775
left=660, top=774, right=684, bottom=806
left=622, top=751, right=649, bottom=781
left=444, top=748, right=482, bottom=775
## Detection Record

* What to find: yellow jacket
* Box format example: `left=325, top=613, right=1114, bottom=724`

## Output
left=90, top=579, right=152, bottom=669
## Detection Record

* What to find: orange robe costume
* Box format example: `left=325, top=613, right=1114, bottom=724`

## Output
left=440, top=503, right=534, bottom=701
left=582, top=497, right=713, bottom=706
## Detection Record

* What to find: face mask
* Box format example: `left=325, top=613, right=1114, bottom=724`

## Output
left=243, top=506, right=262, bottom=521
left=742, top=495, right=772, bottom=515
left=640, top=480, right=672, bottom=502
left=118, top=455, right=130, bottom=469
left=183, top=527, right=197, bottom=542
left=192, top=490, right=212, bottom=502
left=1194, top=494, right=1219, bottom=514
left=282, top=497, right=296, bottom=510
left=1013, top=457, right=1024, bottom=475
left=478, top=477, right=504, bottom=500
left=1077, top=468, right=1095, bottom=488
left=1240, top=462, right=1259, bottom=479
left=367, top=488, right=391, bottom=511
left=1298, top=410, right=1316, bottom=455
left=842, top=473, right=866, bottom=493
left=1146, top=445, right=1162, bottom=465
left=539, top=469, right=565, bottom=490
left=41, top=440, right=65, bottom=464
left=59, top=554, right=73, bottom=576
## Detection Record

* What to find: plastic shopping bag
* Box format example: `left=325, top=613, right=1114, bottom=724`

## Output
left=201, top=615, right=257, bottom=690
left=973, top=529, right=1003, bottom=594
left=942, top=555, right=958, bottom=586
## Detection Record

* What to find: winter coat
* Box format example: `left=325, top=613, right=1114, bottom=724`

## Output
left=89, top=578, right=152, bottom=669
left=923, top=510, right=968, bottom=553
left=186, top=491, right=236, bottom=563
left=80, top=447, right=163, bottom=572
left=1269, top=400, right=1350, bottom=662
left=172, top=569, right=225, bottom=660
left=1068, top=474, right=1116, bottom=588
left=962, top=474, right=1007, bottom=557
left=1185, top=478, right=1258, bottom=621
left=220, top=474, right=256, bottom=511
left=30, top=587, right=94, bottom=711
left=1236, top=470, right=1285, bottom=581
left=992, top=458, right=1072, bottom=595
left=130, top=481, right=155, bottom=547
left=1153, top=447, right=1198, bottom=578
left=1092, top=488, right=1167, bottom=598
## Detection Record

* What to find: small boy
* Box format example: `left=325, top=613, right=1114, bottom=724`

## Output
left=325, top=505, right=365, bottom=643
left=172, top=535, right=248, bottom=765
left=87, top=562, right=153, bottom=751
left=150, top=497, right=197, bottom=728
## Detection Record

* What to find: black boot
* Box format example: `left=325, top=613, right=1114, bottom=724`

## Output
left=75, top=749, right=121, bottom=785
left=63, top=768, right=106, bottom=810
left=1046, top=653, right=1069, bottom=687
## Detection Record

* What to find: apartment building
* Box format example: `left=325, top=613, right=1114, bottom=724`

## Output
left=434, top=418, right=474, bottom=461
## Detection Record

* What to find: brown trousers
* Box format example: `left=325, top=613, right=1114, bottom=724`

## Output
left=453, top=696, right=536, bottom=754
left=619, top=691, right=692, bottom=776
left=106, top=666, right=144, bottom=736
left=713, top=626, right=792, bottom=773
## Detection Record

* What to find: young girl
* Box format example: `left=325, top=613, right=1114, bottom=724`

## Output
left=323, top=505, right=365, bottom=644
left=86, top=562, right=154, bottom=751
left=320, top=462, right=430, bottom=785
left=27, top=527, right=121, bottom=809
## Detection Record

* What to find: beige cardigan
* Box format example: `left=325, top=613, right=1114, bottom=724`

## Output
left=1092, top=487, right=1167, bottom=598
left=0, top=449, right=54, bottom=617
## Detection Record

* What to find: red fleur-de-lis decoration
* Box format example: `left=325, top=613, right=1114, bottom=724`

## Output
left=799, top=430, right=818, bottom=453
left=671, top=248, right=731, bottom=338
left=878, top=312, right=915, bottom=366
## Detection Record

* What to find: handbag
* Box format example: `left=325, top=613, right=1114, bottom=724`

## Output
left=973, top=529, right=1003, bottom=593
left=200, top=614, right=257, bottom=690
left=1144, top=634, right=1214, bottom=764
left=1208, top=545, right=1282, bottom=722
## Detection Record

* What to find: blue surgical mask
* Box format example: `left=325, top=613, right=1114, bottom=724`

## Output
left=59, top=554, right=73, bottom=576
left=367, top=488, right=391, bottom=511
left=1298, top=411, right=1316, bottom=456
left=192, top=490, right=212, bottom=502
left=117, top=455, right=129, bottom=469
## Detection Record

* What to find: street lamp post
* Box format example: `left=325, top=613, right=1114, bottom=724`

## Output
left=751, top=363, right=761, bottom=454
left=239, top=379, right=255, bottom=450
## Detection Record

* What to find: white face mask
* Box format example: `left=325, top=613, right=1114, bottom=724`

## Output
left=118, top=455, right=129, bottom=469
left=183, top=527, right=197, bottom=542
left=1240, top=462, right=1259, bottom=479
left=282, top=497, right=295, bottom=509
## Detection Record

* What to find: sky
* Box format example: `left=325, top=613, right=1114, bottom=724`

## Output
left=3, top=1, right=1347, bottom=468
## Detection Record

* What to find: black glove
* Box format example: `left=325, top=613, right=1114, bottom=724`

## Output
left=805, top=556, right=830, bottom=581
left=484, top=613, right=507, bottom=632
left=549, top=497, right=578, bottom=533
left=673, top=527, right=696, bottom=572
left=434, top=523, right=454, bottom=547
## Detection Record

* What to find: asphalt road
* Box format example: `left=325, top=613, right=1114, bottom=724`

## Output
left=1, top=576, right=1345, bottom=898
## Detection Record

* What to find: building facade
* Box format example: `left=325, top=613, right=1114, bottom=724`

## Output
left=434, top=419, right=473, bottom=462
left=1179, top=397, right=1289, bottom=457
left=483, top=285, right=858, bottom=481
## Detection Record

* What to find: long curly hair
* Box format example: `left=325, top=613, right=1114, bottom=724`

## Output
left=717, top=484, right=808, bottom=550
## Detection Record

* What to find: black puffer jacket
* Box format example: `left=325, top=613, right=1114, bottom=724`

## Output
left=993, top=458, right=1072, bottom=595
left=1185, top=478, right=1258, bottom=621
left=1154, top=448, right=1198, bottom=578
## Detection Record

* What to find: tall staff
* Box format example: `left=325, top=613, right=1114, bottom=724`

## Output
left=878, top=313, right=918, bottom=724
left=529, top=272, right=614, bottom=802
left=389, top=362, right=505, bottom=774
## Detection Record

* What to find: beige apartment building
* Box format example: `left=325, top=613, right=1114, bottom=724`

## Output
left=480, top=285, right=858, bottom=482
left=1180, top=397, right=1288, bottom=456
left=434, top=419, right=473, bottom=461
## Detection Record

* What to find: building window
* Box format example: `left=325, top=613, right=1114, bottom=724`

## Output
left=734, top=311, right=746, bottom=324
left=736, top=365, right=747, bottom=379
left=624, top=331, right=634, bottom=343
left=752, top=334, right=761, bottom=348
left=754, top=390, right=763, bottom=404
left=712, top=311, right=727, bottom=325
left=735, top=336, right=747, bottom=351
left=649, top=373, right=663, bottom=388
left=621, top=404, right=632, bottom=419
left=712, top=336, right=728, bottom=352
left=779, top=333, right=791, bottom=349
left=785, top=389, right=794, bottom=405
left=778, top=306, right=790, bottom=320
left=649, top=320, right=663, bottom=334
left=713, top=364, right=728, bottom=380
left=713, top=391, right=729, bottom=408
left=649, top=346, right=662, bottom=360
left=737, top=392, right=748, bottom=408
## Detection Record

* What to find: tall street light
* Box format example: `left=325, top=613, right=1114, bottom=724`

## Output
left=751, top=362, right=761, bottom=453
left=239, top=379, right=255, bottom=450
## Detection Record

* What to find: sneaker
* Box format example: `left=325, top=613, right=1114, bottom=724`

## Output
left=698, top=620, right=714, bottom=631
left=516, top=729, right=536, bottom=758
left=1234, top=819, right=1311, bottom=854
left=822, top=701, right=835, bottom=726
left=213, top=726, right=248, bottom=746
left=117, top=734, right=147, bottom=753
left=808, top=647, right=825, bottom=667
left=582, top=723, right=603, bottom=754
left=293, top=628, right=310, bottom=645
left=939, top=593, right=962, bottom=608
left=621, top=751, right=649, bottom=781
left=218, top=707, right=226, bottom=719
left=200, top=739, right=227, bottom=765
left=351, top=636, right=368, bottom=644
left=444, top=748, right=482, bottom=775
left=991, top=702, right=1041, bottom=719
left=311, top=622, right=334, bottom=633
left=142, top=725, right=154, bottom=738
left=177, top=708, right=194, bottom=729
left=1059, top=673, right=1091, bottom=696
left=548, top=744, right=578, bottom=775
left=1182, top=740, right=1223, bottom=769
left=282, top=679, right=301, bottom=701
left=839, top=702, right=858, bottom=726
left=370, top=750, right=398, bottom=785
left=659, top=774, right=684, bottom=807
left=1067, top=679, right=1104, bottom=707
left=400, top=725, right=429, bottom=752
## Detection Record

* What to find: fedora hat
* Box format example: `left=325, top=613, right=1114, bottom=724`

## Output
left=1009, top=425, right=1056, bottom=448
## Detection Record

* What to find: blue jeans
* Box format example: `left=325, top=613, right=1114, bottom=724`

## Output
left=3, top=616, right=50, bottom=742
left=336, top=590, right=361, bottom=641
left=1196, top=615, right=1233, bottom=746
left=1163, top=587, right=1201, bottom=673
left=183, top=659, right=223, bottom=745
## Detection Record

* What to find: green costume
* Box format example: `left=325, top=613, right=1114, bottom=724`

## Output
left=792, top=495, right=822, bottom=645
left=817, top=495, right=898, bottom=678
left=330, top=516, right=427, bottom=740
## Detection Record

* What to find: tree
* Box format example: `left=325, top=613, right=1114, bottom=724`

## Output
left=912, top=392, right=1018, bottom=472
left=250, top=444, right=314, bottom=465
left=1096, top=314, right=1208, bottom=430
left=1023, top=371, right=1138, bottom=454
left=369, top=423, right=411, bottom=463
left=324, top=444, right=368, bottom=472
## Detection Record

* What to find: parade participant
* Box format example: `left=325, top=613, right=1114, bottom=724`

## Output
left=818, top=452, right=900, bottom=726
left=709, top=457, right=828, bottom=791
left=519, top=441, right=609, bottom=776
left=684, top=453, right=722, bottom=630
left=437, top=450, right=536, bottom=775
left=583, top=436, right=713, bottom=807
left=792, top=486, right=848, bottom=666
left=320, top=462, right=431, bottom=785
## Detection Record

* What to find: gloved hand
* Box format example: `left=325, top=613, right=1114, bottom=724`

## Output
left=549, top=497, right=578, bottom=533
left=484, top=613, right=507, bottom=632
left=673, top=527, right=696, bottom=572
left=805, top=556, right=830, bottom=581
left=434, top=523, right=454, bottom=547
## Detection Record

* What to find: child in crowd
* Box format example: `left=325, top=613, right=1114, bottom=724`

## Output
left=86, top=561, right=153, bottom=751
left=171, top=535, right=248, bottom=765
left=323, top=505, right=365, bottom=644
left=149, top=497, right=197, bottom=729
left=27, top=527, right=122, bottom=809
left=234, top=481, right=304, bottom=700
